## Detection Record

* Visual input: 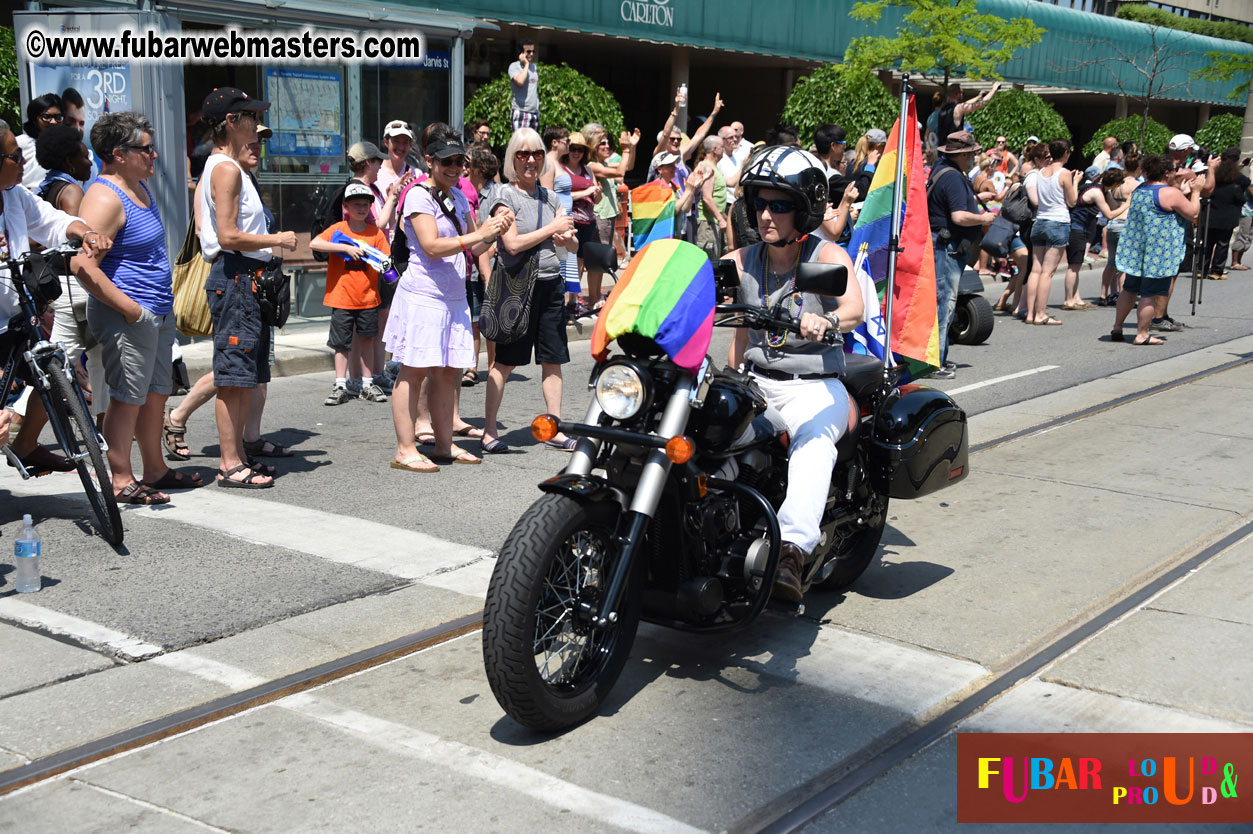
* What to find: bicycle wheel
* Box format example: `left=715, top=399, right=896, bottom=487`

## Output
left=43, top=354, right=123, bottom=545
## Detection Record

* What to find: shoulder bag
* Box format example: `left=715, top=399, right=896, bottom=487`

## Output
left=479, top=187, right=544, bottom=345
left=171, top=218, right=214, bottom=338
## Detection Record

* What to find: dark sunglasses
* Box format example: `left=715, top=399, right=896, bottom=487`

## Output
left=668, top=136, right=681, bottom=143
left=753, top=197, right=797, bottom=215
left=0, top=151, right=23, bottom=166
left=436, top=156, right=467, bottom=167
left=514, top=149, right=544, bottom=160
left=524, top=50, right=535, bottom=55
left=124, top=144, right=156, bottom=156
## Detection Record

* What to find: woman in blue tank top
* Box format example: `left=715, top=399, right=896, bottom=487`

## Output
left=74, top=111, right=195, bottom=505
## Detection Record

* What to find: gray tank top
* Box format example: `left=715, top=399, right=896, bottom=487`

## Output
left=737, top=239, right=846, bottom=376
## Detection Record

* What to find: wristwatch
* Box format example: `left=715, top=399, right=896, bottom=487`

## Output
left=826, top=313, right=841, bottom=333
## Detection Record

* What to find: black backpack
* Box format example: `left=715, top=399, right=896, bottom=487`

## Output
left=310, top=181, right=349, bottom=262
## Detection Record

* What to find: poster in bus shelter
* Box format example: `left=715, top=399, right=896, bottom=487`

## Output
left=264, top=68, right=344, bottom=158
left=29, top=62, right=132, bottom=140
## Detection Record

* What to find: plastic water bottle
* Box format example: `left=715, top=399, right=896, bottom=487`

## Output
left=14, top=514, right=41, bottom=593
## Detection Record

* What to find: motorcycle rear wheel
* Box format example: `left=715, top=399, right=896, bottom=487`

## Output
left=483, top=493, right=640, bottom=731
left=813, top=494, right=889, bottom=592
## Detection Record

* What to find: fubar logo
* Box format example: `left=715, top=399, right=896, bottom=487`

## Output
left=621, top=0, right=674, bottom=28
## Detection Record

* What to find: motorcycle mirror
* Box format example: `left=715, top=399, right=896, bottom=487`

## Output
left=713, top=259, right=740, bottom=296
left=581, top=242, right=618, bottom=275
left=795, top=262, right=848, bottom=297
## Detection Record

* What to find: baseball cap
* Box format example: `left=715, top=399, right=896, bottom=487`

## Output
left=343, top=182, right=374, bottom=201
left=202, top=87, right=269, bottom=125
left=1168, top=134, right=1197, bottom=151
left=426, top=137, right=467, bottom=160
left=256, top=124, right=273, bottom=140
left=383, top=120, right=415, bottom=141
left=865, top=128, right=888, bottom=144
left=654, top=151, right=681, bottom=167
left=347, top=141, right=387, bottom=165
left=1026, top=135, right=1040, bottom=143
left=1084, top=165, right=1101, bottom=180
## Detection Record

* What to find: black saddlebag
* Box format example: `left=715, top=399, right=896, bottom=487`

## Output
left=868, top=384, right=969, bottom=499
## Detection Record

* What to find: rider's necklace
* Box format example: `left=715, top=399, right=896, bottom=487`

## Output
left=760, top=244, right=803, bottom=348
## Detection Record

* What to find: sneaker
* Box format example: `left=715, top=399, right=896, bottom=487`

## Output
left=359, top=382, right=389, bottom=403
left=1150, top=317, right=1184, bottom=333
left=324, top=385, right=353, bottom=406
left=931, top=365, right=956, bottom=380
left=1163, top=315, right=1189, bottom=329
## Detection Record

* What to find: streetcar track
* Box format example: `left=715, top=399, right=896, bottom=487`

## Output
left=0, top=612, right=483, bottom=796
left=2, top=354, right=1250, bottom=821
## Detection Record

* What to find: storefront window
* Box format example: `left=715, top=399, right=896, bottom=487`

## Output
left=361, top=37, right=452, bottom=145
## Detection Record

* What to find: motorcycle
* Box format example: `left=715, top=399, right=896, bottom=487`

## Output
left=482, top=241, right=969, bottom=731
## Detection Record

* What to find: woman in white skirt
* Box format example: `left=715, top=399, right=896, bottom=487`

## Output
left=385, top=127, right=513, bottom=472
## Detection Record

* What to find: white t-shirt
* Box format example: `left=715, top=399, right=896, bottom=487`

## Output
left=0, top=185, right=78, bottom=333
left=16, top=133, right=47, bottom=194
left=717, top=154, right=740, bottom=204
left=1034, top=169, right=1070, bottom=223
left=198, top=153, right=271, bottom=262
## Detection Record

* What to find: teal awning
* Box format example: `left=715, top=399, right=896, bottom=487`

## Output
left=397, top=0, right=1253, bottom=104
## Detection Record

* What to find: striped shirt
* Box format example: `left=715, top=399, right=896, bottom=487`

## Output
left=98, top=179, right=173, bottom=314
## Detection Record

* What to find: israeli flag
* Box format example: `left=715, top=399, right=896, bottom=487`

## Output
left=845, top=245, right=892, bottom=365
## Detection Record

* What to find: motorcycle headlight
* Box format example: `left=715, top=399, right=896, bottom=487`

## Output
left=595, top=363, right=649, bottom=420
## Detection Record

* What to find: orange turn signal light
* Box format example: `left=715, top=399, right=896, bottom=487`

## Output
left=531, top=414, right=559, bottom=442
left=665, top=435, right=695, bottom=464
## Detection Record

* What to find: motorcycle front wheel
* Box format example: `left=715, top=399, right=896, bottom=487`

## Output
left=482, top=493, right=641, bottom=731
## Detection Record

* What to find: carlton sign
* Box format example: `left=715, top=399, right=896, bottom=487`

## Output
left=621, top=0, right=674, bottom=28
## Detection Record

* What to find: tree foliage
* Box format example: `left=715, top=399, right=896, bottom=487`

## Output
left=965, top=89, right=1069, bottom=150
left=0, top=28, right=19, bottom=129
left=1195, top=51, right=1253, bottom=102
left=1195, top=113, right=1243, bottom=153
left=781, top=65, right=898, bottom=148
left=465, top=63, right=624, bottom=143
left=1083, top=114, right=1172, bottom=157
left=1116, top=4, right=1253, bottom=46
left=844, top=0, right=1044, bottom=85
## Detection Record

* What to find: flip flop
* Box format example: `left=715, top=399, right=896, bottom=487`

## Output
left=428, top=446, right=482, bottom=465
left=481, top=438, right=511, bottom=454
left=453, top=425, right=485, bottom=439
left=1030, top=316, right=1064, bottom=326
left=1230, top=264, right=1250, bottom=271
left=162, top=410, right=190, bottom=460
left=115, top=481, right=170, bottom=505
left=1132, top=335, right=1166, bottom=346
left=416, top=433, right=436, bottom=446
left=390, top=454, right=439, bottom=473
left=216, top=464, right=274, bottom=489
left=242, top=437, right=294, bottom=458
left=141, top=467, right=204, bottom=490
left=461, top=369, right=480, bottom=387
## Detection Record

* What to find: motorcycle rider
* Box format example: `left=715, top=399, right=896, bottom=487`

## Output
left=723, top=146, right=865, bottom=601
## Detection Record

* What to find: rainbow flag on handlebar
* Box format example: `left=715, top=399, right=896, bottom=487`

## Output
left=845, top=95, right=940, bottom=377
left=590, top=239, right=714, bottom=373
left=629, top=180, right=677, bottom=252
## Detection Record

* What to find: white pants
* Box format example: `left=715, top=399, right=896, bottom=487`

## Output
left=49, top=276, right=106, bottom=417
left=752, top=374, right=850, bottom=554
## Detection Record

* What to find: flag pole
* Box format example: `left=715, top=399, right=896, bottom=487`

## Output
left=882, top=72, right=912, bottom=378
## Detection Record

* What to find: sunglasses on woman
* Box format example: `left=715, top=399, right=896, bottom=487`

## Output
left=436, top=156, right=467, bottom=167
left=514, top=149, right=544, bottom=160
left=753, top=197, right=797, bottom=215
left=124, top=144, right=157, bottom=156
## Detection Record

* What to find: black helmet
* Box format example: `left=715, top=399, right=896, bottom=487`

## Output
left=740, top=145, right=829, bottom=236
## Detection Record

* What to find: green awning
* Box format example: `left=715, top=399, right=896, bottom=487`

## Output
left=397, top=0, right=1252, bottom=104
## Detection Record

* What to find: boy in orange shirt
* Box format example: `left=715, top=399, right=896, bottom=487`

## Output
left=311, top=182, right=391, bottom=404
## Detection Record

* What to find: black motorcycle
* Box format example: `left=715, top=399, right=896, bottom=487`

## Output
left=482, top=242, right=969, bottom=731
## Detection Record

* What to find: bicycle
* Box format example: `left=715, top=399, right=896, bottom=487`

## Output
left=1, top=243, right=123, bottom=545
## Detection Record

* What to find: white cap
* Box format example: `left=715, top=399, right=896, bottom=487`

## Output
left=654, top=151, right=681, bottom=167
left=1026, top=135, right=1040, bottom=143
left=1168, top=133, right=1197, bottom=151
left=1190, top=159, right=1208, bottom=173
left=343, top=182, right=374, bottom=201
left=383, top=120, right=415, bottom=141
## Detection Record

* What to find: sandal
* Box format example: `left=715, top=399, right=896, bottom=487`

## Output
left=390, top=454, right=440, bottom=473
left=461, top=369, right=480, bottom=387
left=216, top=464, right=274, bottom=489
left=1109, top=330, right=1125, bottom=342
left=141, top=467, right=204, bottom=490
left=8, top=445, right=76, bottom=474
left=1029, top=316, right=1064, bottom=326
left=1060, top=301, right=1093, bottom=311
left=453, top=425, right=485, bottom=439
left=115, top=481, right=170, bottom=505
left=162, top=410, right=190, bottom=461
left=416, top=433, right=436, bottom=446
left=247, top=459, right=277, bottom=478
left=428, top=445, right=482, bottom=465
left=1133, top=335, right=1166, bottom=346
left=242, top=437, right=293, bottom=458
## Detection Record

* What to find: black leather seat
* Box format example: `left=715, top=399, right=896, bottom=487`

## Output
left=843, top=353, right=885, bottom=403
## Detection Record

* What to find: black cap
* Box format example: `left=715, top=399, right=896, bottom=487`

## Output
left=426, top=138, right=467, bottom=159
left=202, top=87, right=270, bottom=125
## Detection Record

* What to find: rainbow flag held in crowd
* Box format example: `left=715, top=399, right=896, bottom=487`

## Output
left=630, top=180, right=677, bottom=252
left=590, top=239, right=715, bottom=373
left=845, top=96, right=940, bottom=377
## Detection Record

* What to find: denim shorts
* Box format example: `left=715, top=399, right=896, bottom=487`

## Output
left=1030, top=219, right=1069, bottom=249
left=1122, top=273, right=1172, bottom=298
left=206, top=253, right=272, bottom=389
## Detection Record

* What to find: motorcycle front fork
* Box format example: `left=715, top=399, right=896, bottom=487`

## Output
left=565, top=379, right=695, bottom=628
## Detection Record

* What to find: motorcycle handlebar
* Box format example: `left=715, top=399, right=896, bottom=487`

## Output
left=715, top=303, right=842, bottom=345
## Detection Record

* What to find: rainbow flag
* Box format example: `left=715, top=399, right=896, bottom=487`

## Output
left=590, top=239, right=715, bottom=373
left=845, top=96, right=940, bottom=377
left=630, top=180, right=677, bottom=252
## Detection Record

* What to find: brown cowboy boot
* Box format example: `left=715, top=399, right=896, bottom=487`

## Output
left=771, top=542, right=806, bottom=602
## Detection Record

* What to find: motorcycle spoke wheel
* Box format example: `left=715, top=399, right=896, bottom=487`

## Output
left=814, top=491, right=888, bottom=592
left=483, top=494, right=640, bottom=731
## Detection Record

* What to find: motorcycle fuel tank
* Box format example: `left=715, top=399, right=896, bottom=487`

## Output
left=688, top=371, right=767, bottom=454
left=869, top=384, right=969, bottom=499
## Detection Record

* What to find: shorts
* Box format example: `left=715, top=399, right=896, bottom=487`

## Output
left=1030, top=219, right=1069, bottom=249
left=86, top=298, right=176, bottom=406
left=1106, top=229, right=1121, bottom=261
left=206, top=252, right=272, bottom=389
left=1122, top=273, right=1172, bottom=298
left=327, top=306, right=379, bottom=352
left=594, top=216, right=617, bottom=254
left=575, top=222, right=600, bottom=249
left=1009, top=234, right=1027, bottom=254
left=1234, top=215, right=1252, bottom=253
left=1066, top=229, right=1089, bottom=266
left=510, top=108, right=539, bottom=131
left=492, top=278, right=570, bottom=368
left=466, top=278, right=484, bottom=320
